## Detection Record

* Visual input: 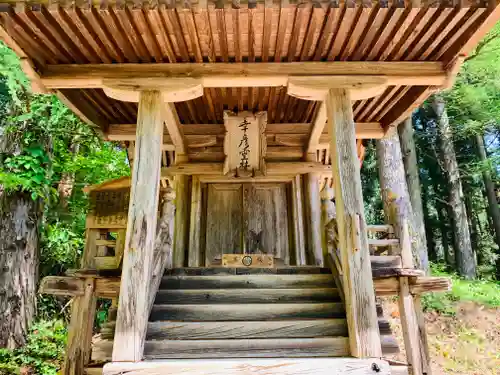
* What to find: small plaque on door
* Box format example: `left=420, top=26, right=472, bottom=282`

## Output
left=222, top=254, right=274, bottom=268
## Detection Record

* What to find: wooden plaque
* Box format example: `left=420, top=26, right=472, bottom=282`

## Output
left=222, top=254, right=274, bottom=268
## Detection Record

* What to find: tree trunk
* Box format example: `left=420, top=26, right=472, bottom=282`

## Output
left=58, top=142, right=80, bottom=208
left=431, top=95, right=476, bottom=279
left=421, top=182, right=437, bottom=262
left=376, top=132, right=423, bottom=269
left=398, top=117, right=429, bottom=272
left=476, top=133, right=500, bottom=278
left=0, top=189, right=40, bottom=348
left=437, top=203, right=453, bottom=269
left=463, top=187, right=479, bottom=266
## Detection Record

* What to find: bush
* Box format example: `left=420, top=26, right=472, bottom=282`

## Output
left=0, top=320, right=66, bottom=375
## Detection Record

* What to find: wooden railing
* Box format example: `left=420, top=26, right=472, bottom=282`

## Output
left=325, top=222, right=449, bottom=375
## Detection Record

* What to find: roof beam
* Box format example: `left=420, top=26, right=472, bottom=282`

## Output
left=162, top=103, right=187, bottom=155
left=39, top=62, right=447, bottom=90
left=306, top=103, right=327, bottom=154
left=106, top=122, right=384, bottom=142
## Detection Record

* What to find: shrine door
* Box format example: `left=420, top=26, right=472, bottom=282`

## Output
left=204, top=183, right=290, bottom=266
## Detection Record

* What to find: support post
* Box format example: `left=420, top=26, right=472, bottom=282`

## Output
left=291, top=175, right=306, bottom=266
left=63, top=278, right=96, bottom=375
left=188, top=176, right=202, bottom=267
left=173, top=174, right=189, bottom=268
left=304, top=155, right=324, bottom=266
left=112, top=90, right=163, bottom=362
left=327, top=88, right=382, bottom=358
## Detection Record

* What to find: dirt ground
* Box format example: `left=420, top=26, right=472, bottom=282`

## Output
left=382, top=299, right=500, bottom=375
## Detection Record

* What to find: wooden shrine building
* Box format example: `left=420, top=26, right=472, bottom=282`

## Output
left=1, top=1, right=499, bottom=374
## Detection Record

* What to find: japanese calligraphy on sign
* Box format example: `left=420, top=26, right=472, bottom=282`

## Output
left=223, top=111, right=267, bottom=175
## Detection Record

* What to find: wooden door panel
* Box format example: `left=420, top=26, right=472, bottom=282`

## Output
left=205, top=184, right=243, bottom=265
left=245, top=183, right=290, bottom=264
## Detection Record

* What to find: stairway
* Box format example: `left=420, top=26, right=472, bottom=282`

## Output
left=94, top=267, right=398, bottom=361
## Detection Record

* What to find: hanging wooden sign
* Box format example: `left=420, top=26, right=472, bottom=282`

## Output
left=223, top=111, right=267, bottom=176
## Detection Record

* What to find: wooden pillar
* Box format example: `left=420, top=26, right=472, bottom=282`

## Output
left=173, top=174, right=189, bottom=268
left=63, top=278, right=96, bottom=375
left=304, top=164, right=323, bottom=266
left=327, top=88, right=382, bottom=358
left=63, top=229, right=98, bottom=374
left=112, top=90, right=163, bottom=362
left=188, top=176, right=202, bottom=267
left=291, top=175, right=306, bottom=266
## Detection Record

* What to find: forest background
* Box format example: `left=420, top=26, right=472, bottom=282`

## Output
left=0, top=24, right=498, bottom=375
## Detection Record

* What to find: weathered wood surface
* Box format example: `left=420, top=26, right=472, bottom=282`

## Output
left=103, top=357, right=392, bottom=375
left=153, top=288, right=340, bottom=304
left=398, top=278, right=423, bottom=375
left=161, top=274, right=335, bottom=289
left=100, top=337, right=351, bottom=359
left=112, top=90, right=163, bottom=362
left=291, top=175, right=307, bottom=266
left=149, top=303, right=346, bottom=321
left=147, top=188, right=176, bottom=311
left=41, top=62, right=447, bottom=89
left=205, top=184, right=243, bottom=264
left=173, top=174, right=189, bottom=268
left=101, top=317, right=393, bottom=341
left=64, top=279, right=96, bottom=375
left=245, top=183, right=289, bottom=261
left=304, top=171, right=324, bottom=266
left=188, top=176, right=202, bottom=267
left=221, top=254, right=274, bottom=268
left=108, top=123, right=384, bottom=142
left=327, top=88, right=381, bottom=357
left=40, top=273, right=450, bottom=299
left=103, top=319, right=349, bottom=340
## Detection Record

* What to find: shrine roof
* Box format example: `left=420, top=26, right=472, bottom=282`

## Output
left=0, top=0, right=499, bottom=136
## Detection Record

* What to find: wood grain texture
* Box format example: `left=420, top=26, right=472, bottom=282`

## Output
left=245, top=183, right=290, bottom=262
left=291, top=175, right=307, bottom=266
left=112, top=90, right=163, bottom=362
left=205, top=184, right=243, bottom=264
left=304, top=172, right=324, bottom=266
left=188, top=177, right=202, bottom=267
left=153, top=288, right=340, bottom=304
left=173, top=174, right=189, bottom=268
left=133, top=320, right=349, bottom=340
left=160, top=274, right=335, bottom=290
left=398, top=278, right=423, bottom=375
left=327, top=88, right=381, bottom=357
left=63, top=279, right=96, bottom=375
left=101, top=319, right=393, bottom=341
left=149, top=303, right=345, bottom=321
left=147, top=188, right=176, bottom=311
left=102, top=358, right=392, bottom=375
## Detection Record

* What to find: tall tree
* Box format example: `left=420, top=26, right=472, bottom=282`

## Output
left=398, top=117, right=429, bottom=272
left=376, top=132, right=424, bottom=269
left=431, top=95, right=476, bottom=279
left=476, top=134, right=500, bottom=277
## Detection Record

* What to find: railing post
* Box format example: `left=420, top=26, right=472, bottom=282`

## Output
left=326, top=88, right=382, bottom=358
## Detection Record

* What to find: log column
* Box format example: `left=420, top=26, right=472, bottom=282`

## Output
left=304, top=153, right=324, bottom=266
left=112, top=90, right=163, bottom=362
left=327, top=88, right=381, bottom=358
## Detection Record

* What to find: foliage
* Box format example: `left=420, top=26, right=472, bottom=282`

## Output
left=421, top=263, right=500, bottom=315
left=0, top=320, right=66, bottom=375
